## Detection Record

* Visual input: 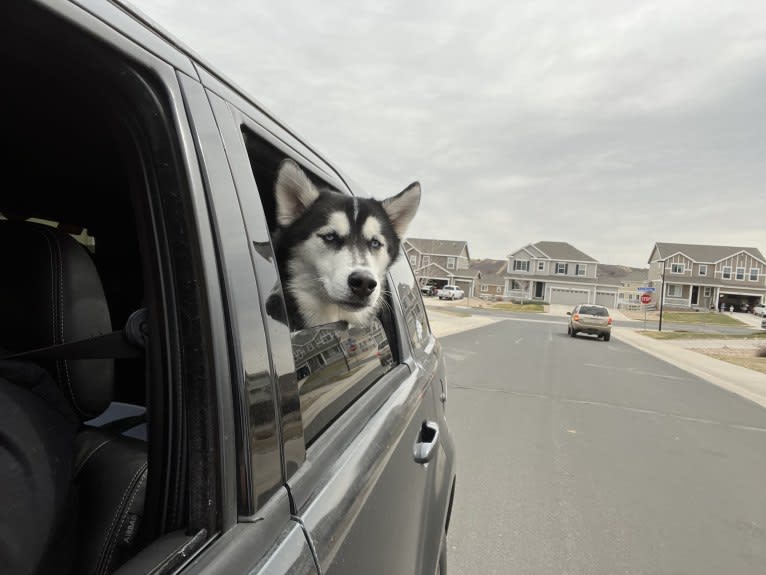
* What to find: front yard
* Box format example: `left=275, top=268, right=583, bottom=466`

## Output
left=624, top=310, right=746, bottom=326
left=638, top=331, right=766, bottom=340
left=693, top=348, right=766, bottom=375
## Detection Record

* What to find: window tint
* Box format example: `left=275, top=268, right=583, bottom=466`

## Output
left=389, top=253, right=431, bottom=357
left=240, top=127, right=399, bottom=446
left=294, top=320, right=394, bottom=446
left=579, top=305, right=609, bottom=316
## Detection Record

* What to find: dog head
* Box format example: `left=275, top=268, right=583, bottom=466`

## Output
left=274, top=159, right=420, bottom=328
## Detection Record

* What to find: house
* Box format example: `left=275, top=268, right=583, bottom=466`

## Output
left=469, top=259, right=507, bottom=299
left=597, top=265, right=651, bottom=309
left=403, top=237, right=479, bottom=296
left=505, top=241, right=619, bottom=306
left=648, top=242, right=766, bottom=311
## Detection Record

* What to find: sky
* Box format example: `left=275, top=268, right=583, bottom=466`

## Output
left=130, top=0, right=766, bottom=267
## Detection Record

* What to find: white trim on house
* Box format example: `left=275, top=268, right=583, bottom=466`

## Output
left=713, top=249, right=766, bottom=266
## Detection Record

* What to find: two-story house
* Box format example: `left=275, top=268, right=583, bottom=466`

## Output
left=403, top=237, right=479, bottom=296
left=469, top=258, right=507, bottom=299
left=648, top=242, right=766, bottom=311
left=505, top=241, right=618, bottom=306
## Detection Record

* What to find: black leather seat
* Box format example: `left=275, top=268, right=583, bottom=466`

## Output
left=0, top=220, right=148, bottom=575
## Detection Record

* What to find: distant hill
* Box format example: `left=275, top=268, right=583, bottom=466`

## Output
left=598, top=264, right=648, bottom=283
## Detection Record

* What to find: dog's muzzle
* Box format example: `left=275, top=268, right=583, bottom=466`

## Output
left=347, top=271, right=377, bottom=301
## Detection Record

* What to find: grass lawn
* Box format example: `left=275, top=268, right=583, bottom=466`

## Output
left=660, top=312, right=746, bottom=326
left=699, top=352, right=766, bottom=375
left=638, top=330, right=766, bottom=340
left=430, top=308, right=472, bottom=318
left=489, top=302, right=545, bottom=313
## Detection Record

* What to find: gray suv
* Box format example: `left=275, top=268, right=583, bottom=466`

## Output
left=1, top=1, right=456, bottom=573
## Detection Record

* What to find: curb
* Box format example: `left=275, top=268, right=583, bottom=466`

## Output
left=616, top=328, right=766, bottom=409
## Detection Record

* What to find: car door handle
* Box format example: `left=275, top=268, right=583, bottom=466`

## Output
left=413, top=421, right=440, bottom=464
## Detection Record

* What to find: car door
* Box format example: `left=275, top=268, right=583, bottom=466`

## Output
left=169, top=74, right=318, bottom=575
left=200, top=87, right=447, bottom=573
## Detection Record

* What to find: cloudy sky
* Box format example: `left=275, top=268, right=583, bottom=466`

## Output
left=131, top=0, right=766, bottom=267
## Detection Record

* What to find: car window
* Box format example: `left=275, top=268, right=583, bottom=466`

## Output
left=293, top=319, right=394, bottom=446
left=240, top=127, right=400, bottom=447
left=579, top=305, right=609, bottom=316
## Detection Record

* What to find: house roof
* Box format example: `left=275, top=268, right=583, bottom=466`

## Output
left=469, top=259, right=507, bottom=285
left=509, top=241, right=597, bottom=263
left=651, top=242, right=766, bottom=264
left=405, top=237, right=470, bottom=259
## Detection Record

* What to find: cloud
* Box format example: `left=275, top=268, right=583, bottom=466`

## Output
left=130, top=0, right=766, bottom=266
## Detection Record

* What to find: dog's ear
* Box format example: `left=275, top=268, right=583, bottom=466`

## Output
left=382, top=182, right=421, bottom=239
left=275, top=159, right=321, bottom=227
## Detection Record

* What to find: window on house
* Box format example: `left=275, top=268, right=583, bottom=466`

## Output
left=722, top=266, right=732, bottom=279
left=619, top=293, right=625, bottom=300
left=736, top=267, right=745, bottom=280
left=555, top=263, right=568, bottom=274
left=511, top=280, right=523, bottom=290
left=576, top=264, right=587, bottom=276
left=537, top=261, right=545, bottom=271
left=671, top=263, right=684, bottom=274
left=513, top=259, right=530, bottom=272
left=409, top=254, right=417, bottom=266
left=481, top=284, right=488, bottom=292
left=667, top=284, right=682, bottom=297
left=704, top=287, right=712, bottom=297
left=699, top=264, right=707, bottom=276
left=422, top=255, right=430, bottom=265
left=750, top=268, right=760, bottom=281
left=446, top=257, right=456, bottom=269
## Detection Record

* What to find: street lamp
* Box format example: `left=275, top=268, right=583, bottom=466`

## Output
left=658, top=259, right=667, bottom=332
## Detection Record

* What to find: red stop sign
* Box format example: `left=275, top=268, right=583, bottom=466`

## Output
left=640, top=293, right=652, bottom=304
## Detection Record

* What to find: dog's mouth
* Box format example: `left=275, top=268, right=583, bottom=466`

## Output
left=337, top=299, right=369, bottom=311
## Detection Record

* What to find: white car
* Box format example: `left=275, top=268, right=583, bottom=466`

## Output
left=438, top=285, right=464, bottom=300
left=753, top=305, right=766, bottom=317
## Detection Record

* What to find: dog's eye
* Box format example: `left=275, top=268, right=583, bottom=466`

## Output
left=369, top=238, right=383, bottom=249
left=319, top=231, right=339, bottom=243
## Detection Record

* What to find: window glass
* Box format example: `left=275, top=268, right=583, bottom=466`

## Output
left=389, top=253, right=431, bottom=357
left=750, top=268, right=760, bottom=281
left=579, top=305, right=609, bottom=316
left=293, top=319, right=394, bottom=446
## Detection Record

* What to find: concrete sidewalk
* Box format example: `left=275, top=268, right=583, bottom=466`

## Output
left=616, top=327, right=766, bottom=409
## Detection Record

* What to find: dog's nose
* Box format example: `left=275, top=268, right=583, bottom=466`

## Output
left=348, top=271, right=377, bottom=298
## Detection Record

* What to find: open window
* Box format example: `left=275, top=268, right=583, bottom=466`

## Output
left=239, top=128, right=401, bottom=447
left=2, top=2, right=219, bottom=573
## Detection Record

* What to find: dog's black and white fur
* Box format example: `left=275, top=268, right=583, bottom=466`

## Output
left=272, top=159, right=420, bottom=330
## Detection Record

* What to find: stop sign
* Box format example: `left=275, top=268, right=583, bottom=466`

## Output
left=640, top=293, right=652, bottom=304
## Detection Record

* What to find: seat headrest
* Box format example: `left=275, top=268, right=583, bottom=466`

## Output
left=0, top=220, right=114, bottom=419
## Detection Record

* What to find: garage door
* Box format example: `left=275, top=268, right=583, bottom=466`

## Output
left=595, top=291, right=617, bottom=307
left=549, top=288, right=589, bottom=306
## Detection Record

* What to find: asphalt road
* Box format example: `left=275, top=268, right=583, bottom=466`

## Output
left=444, top=318, right=766, bottom=575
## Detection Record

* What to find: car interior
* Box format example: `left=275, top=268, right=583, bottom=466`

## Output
left=2, top=2, right=214, bottom=572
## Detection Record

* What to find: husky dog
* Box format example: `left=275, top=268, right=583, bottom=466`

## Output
left=272, top=159, right=420, bottom=330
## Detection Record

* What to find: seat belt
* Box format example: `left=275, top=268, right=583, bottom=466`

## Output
left=0, top=308, right=147, bottom=362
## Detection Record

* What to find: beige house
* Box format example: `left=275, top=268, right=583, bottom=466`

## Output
left=505, top=241, right=618, bottom=306
left=597, top=265, right=651, bottom=309
left=469, top=259, right=507, bottom=299
left=403, top=238, right=478, bottom=296
left=648, top=242, right=766, bottom=311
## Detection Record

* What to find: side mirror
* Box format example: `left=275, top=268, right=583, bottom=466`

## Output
left=566, top=311, right=572, bottom=316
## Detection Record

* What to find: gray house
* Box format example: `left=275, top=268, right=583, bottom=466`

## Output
left=505, top=241, right=618, bottom=306
left=403, top=237, right=479, bottom=296
left=648, top=242, right=766, bottom=311
left=469, top=259, right=507, bottom=299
